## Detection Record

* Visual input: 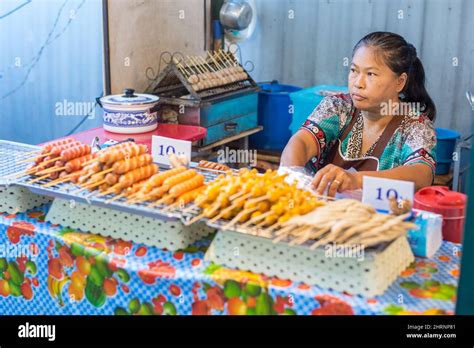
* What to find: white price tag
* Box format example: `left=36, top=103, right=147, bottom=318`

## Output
left=362, top=176, right=414, bottom=212
left=151, top=136, right=191, bottom=167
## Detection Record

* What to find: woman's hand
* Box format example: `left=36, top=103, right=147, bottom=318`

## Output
left=311, top=164, right=361, bottom=197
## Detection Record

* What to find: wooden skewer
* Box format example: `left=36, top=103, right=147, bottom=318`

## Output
left=288, top=226, right=315, bottom=246
left=185, top=211, right=207, bottom=226
left=96, top=184, right=123, bottom=198
left=37, top=156, right=61, bottom=166
left=221, top=50, right=238, bottom=66
left=42, top=172, right=76, bottom=187
left=173, top=58, right=190, bottom=78
left=147, top=196, right=166, bottom=208
left=241, top=210, right=272, bottom=228
left=85, top=189, right=102, bottom=200
left=42, top=176, right=72, bottom=187
left=27, top=174, right=51, bottom=184
left=221, top=207, right=258, bottom=230
left=21, top=149, right=42, bottom=156
left=188, top=56, right=206, bottom=76
left=230, top=191, right=252, bottom=202
left=215, top=51, right=234, bottom=72
left=2, top=169, right=33, bottom=180
left=104, top=193, right=125, bottom=204
left=208, top=51, right=225, bottom=69
left=88, top=167, right=113, bottom=178
left=273, top=225, right=306, bottom=244
left=183, top=58, right=200, bottom=77
left=182, top=203, right=199, bottom=214
left=74, top=179, right=107, bottom=194
left=267, top=221, right=284, bottom=233
left=196, top=56, right=212, bottom=73
left=17, top=152, right=53, bottom=163
left=36, top=166, right=66, bottom=176
left=81, top=158, right=99, bottom=166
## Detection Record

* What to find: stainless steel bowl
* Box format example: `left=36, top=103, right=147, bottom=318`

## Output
left=219, top=0, right=253, bottom=31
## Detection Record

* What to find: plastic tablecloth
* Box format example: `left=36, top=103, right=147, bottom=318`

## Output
left=0, top=203, right=461, bottom=315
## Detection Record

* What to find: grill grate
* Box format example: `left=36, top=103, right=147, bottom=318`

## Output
left=0, top=140, right=223, bottom=221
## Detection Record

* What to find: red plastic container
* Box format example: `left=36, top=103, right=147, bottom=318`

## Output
left=414, top=186, right=467, bottom=243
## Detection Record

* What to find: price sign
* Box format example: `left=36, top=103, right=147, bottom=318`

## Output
left=151, top=136, right=191, bottom=167
left=362, top=176, right=414, bottom=212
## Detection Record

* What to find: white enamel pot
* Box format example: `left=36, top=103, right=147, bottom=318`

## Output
left=98, top=88, right=160, bottom=134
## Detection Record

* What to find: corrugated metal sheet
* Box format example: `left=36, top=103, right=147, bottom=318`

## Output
left=240, top=0, right=474, bottom=136
left=0, top=0, right=103, bottom=144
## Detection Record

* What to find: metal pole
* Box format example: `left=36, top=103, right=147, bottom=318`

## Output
left=455, top=91, right=474, bottom=314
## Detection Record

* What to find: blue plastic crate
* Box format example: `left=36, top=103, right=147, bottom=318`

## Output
left=289, top=85, right=348, bottom=135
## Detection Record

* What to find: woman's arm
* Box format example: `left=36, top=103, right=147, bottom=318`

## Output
left=280, top=130, right=320, bottom=167
left=312, top=163, right=433, bottom=196
left=356, top=163, right=433, bottom=191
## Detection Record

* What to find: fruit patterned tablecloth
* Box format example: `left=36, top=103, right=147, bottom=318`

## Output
left=0, top=204, right=461, bottom=315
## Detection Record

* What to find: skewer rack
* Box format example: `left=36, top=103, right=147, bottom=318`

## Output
left=205, top=230, right=414, bottom=297
left=0, top=140, right=52, bottom=213
left=145, top=52, right=260, bottom=147
left=0, top=140, right=222, bottom=249
left=1, top=140, right=416, bottom=292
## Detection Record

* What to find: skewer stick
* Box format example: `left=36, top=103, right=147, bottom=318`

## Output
left=221, top=207, right=258, bottom=230
left=17, top=152, right=52, bottom=163
left=2, top=169, right=34, bottom=180
left=27, top=174, right=51, bottom=184
left=229, top=191, right=251, bottom=201
left=173, top=58, right=191, bottom=78
left=90, top=167, right=114, bottom=177
left=104, top=193, right=125, bottom=204
left=21, top=149, right=42, bottom=156
left=42, top=175, right=73, bottom=187
left=188, top=56, right=206, bottom=75
left=241, top=210, right=272, bottom=228
left=182, top=203, right=199, bottom=214
left=96, top=184, right=122, bottom=198
left=207, top=51, right=224, bottom=70
left=215, top=51, right=233, bottom=69
left=196, top=56, right=212, bottom=73
left=74, top=179, right=107, bottom=194
left=35, top=166, right=66, bottom=176
left=175, top=61, right=189, bottom=78
left=183, top=58, right=200, bottom=76
left=273, top=225, right=306, bottom=243
left=81, top=158, right=99, bottom=166
left=37, top=156, right=61, bottom=166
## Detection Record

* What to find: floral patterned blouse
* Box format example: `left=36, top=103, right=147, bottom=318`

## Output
left=300, top=93, right=437, bottom=174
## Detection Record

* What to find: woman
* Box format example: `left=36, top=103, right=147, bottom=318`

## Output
left=281, top=31, right=437, bottom=197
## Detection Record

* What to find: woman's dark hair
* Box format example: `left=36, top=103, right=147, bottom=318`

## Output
left=352, top=31, right=436, bottom=121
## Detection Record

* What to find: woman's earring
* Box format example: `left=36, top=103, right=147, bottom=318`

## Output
left=399, top=92, right=406, bottom=100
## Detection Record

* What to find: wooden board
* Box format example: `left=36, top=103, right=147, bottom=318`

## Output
left=106, top=0, right=212, bottom=95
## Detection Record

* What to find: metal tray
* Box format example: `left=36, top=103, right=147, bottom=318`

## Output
left=0, top=139, right=223, bottom=221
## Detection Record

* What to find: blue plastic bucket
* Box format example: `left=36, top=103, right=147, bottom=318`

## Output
left=249, top=81, right=302, bottom=151
left=435, top=128, right=461, bottom=175
left=289, top=85, right=348, bottom=135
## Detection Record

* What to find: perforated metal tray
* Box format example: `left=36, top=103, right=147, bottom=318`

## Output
left=0, top=139, right=222, bottom=221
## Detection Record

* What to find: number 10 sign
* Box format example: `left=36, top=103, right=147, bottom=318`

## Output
left=151, top=135, right=191, bottom=167
left=362, top=176, right=415, bottom=212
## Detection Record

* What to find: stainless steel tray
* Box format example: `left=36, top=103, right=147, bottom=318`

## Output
left=0, top=139, right=222, bottom=221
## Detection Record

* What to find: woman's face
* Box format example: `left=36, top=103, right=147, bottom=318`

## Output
left=348, top=45, right=407, bottom=114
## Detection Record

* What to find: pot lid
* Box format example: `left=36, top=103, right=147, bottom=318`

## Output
left=414, top=186, right=467, bottom=209
left=100, top=88, right=159, bottom=106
